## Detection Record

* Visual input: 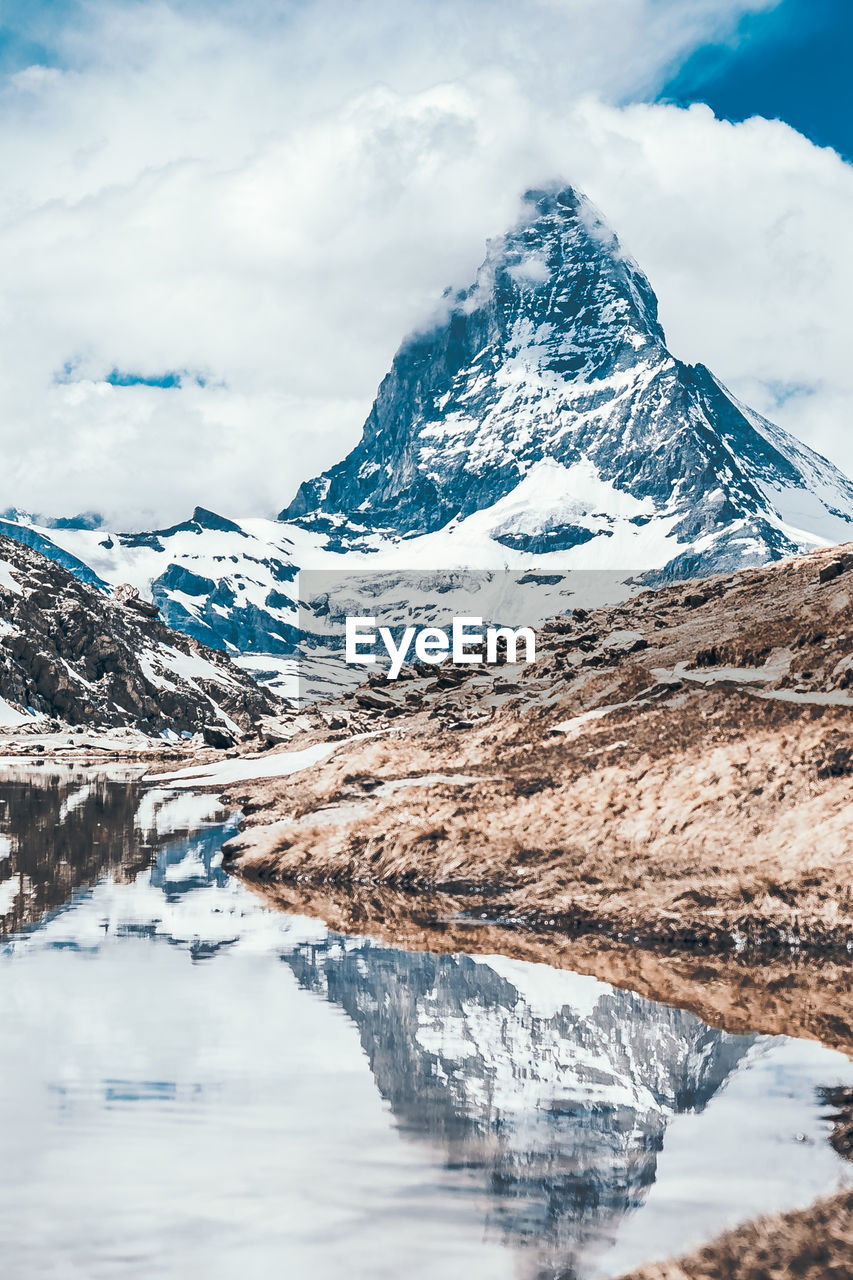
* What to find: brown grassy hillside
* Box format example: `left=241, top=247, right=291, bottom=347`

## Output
left=224, top=543, right=853, bottom=952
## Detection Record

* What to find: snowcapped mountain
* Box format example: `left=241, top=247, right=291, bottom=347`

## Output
left=3, top=183, right=853, bottom=695
left=40, top=507, right=301, bottom=651
left=0, top=513, right=107, bottom=587
left=3, top=508, right=308, bottom=694
left=284, top=186, right=853, bottom=575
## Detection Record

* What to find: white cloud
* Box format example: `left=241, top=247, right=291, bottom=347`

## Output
left=560, top=101, right=853, bottom=473
left=2, top=0, right=847, bottom=529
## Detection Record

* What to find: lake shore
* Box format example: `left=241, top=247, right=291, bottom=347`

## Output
left=217, top=545, right=853, bottom=1273
left=617, top=1186, right=853, bottom=1280
left=237, top=874, right=853, bottom=1056
left=223, top=545, right=853, bottom=955
left=7, top=544, right=853, bottom=1277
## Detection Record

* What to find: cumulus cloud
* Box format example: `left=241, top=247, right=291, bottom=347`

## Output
left=561, top=101, right=853, bottom=471
left=2, top=0, right=849, bottom=528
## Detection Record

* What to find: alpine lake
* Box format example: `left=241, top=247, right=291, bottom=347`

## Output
left=1, top=762, right=851, bottom=1280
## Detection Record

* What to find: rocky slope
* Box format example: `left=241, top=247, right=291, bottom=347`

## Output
left=0, top=532, right=278, bottom=739
left=2, top=509, right=304, bottom=698
left=223, top=541, right=853, bottom=951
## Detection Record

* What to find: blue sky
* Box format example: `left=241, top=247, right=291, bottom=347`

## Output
left=660, top=0, right=853, bottom=161
left=3, top=1, right=849, bottom=157
left=0, top=1, right=69, bottom=69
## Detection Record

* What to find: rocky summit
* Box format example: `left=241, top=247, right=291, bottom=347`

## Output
left=0, top=532, right=278, bottom=738
left=284, top=186, right=853, bottom=575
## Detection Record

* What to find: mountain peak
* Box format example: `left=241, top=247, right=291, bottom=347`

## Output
left=477, top=183, right=665, bottom=356
left=282, top=184, right=672, bottom=534
left=280, top=181, right=853, bottom=571
left=7, top=185, right=853, bottom=692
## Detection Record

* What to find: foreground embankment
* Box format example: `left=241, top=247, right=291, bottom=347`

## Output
left=619, top=1186, right=853, bottom=1280
left=224, top=543, right=853, bottom=953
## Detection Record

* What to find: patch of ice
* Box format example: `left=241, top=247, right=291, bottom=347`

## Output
left=752, top=687, right=853, bottom=708
left=0, top=877, right=20, bottom=914
left=553, top=700, right=635, bottom=737
left=60, top=660, right=98, bottom=692
left=651, top=659, right=788, bottom=686
left=156, top=644, right=235, bottom=689
left=0, top=559, right=22, bottom=595
left=204, top=695, right=241, bottom=737
left=0, top=697, right=32, bottom=728
left=151, top=740, right=342, bottom=789
left=138, top=649, right=175, bottom=692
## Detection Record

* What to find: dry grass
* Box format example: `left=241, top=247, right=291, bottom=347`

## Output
left=225, top=701, right=853, bottom=949
left=224, top=544, right=853, bottom=952
left=619, top=1189, right=853, bottom=1280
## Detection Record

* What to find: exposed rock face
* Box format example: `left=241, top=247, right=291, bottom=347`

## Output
left=0, top=532, right=278, bottom=735
left=283, top=186, right=853, bottom=573
left=113, top=583, right=160, bottom=618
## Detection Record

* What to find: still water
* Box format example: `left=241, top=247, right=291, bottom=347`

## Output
left=1, top=763, right=852, bottom=1280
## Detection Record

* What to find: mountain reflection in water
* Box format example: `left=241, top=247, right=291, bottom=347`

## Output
left=286, top=941, right=752, bottom=1270
left=0, top=763, right=851, bottom=1280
